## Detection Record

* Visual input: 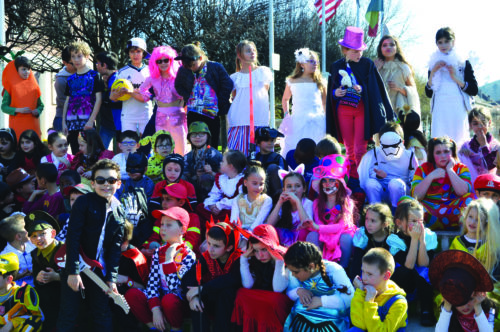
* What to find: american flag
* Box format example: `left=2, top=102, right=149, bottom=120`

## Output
left=314, top=0, right=344, bottom=23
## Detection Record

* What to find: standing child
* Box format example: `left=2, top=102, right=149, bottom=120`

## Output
left=392, top=198, right=438, bottom=326
left=227, top=40, right=273, bottom=156
left=54, top=47, right=76, bottom=131
left=138, top=46, right=186, bottom=154
left=17, top=130, right=49, bottom=175
left=183, top=121, right=223, bottom=203
left=126, top=207, right=196, bottom=332
left=351, top=248, right=408, bottom=331
left=0, top=128, right=20, bottom=179
left=267, top=167, right=314, bottom=246
left=41, top=131, right=74, bottom=179
left=459, top=107, right=499, bottom=183
left=196, top=150, right=247, bottom=227
left=426, top=27, right=478, bottom=147
left=140, top=130, right=174, bottom=183
left=70, top=129, right=114, bottom=181
left=230, top=162, right=272, bottom=231
left=232, top=224, right=293, bottom=331
left=112, top=130, right=140, bottom=181
left=304, top=154, right=357, bottom=268
left=326, top=27, right=394, bottom=178
left=280, top=48, right=326, bottom=157
left=62, top=41, right=104, bottom=154
left=283, top=241, right=354, bottom=331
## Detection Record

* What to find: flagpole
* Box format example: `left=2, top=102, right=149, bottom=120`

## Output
left=269, top=0, right=275, bottom=128
left=321, top=0, right=326, bottom=76
left=355, top=0, right=361, bottom=27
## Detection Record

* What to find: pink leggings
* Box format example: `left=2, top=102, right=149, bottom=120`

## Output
left=337, top=106, right=367, bottom=175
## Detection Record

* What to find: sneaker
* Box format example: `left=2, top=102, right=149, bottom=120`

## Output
left=420, top=311, right=436, bottom=327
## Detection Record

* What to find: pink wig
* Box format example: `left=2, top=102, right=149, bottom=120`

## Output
left=149, top=46, right=180, bottom=79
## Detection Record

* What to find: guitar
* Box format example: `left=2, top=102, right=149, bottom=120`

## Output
left=54, top=243, right=130, bottom=314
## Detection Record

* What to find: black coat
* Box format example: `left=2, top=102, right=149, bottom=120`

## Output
left=174, top=61, right=233, bottom=116
left=65, top=192, right=125, bottom=283
left=326, top=57, right=395, bottom=141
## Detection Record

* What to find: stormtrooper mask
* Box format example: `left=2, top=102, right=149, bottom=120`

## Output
left=380, top=131, right=404, bottom=161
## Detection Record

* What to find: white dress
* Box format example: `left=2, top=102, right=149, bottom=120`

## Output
left=279, top=79, right=326, bottom=156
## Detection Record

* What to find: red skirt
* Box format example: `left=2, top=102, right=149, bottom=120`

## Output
left=231, top=288, right=293, bottom=332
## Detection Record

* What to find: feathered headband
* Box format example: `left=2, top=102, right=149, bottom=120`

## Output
left=278, top=164, right=305, bottom=180
left=294, top=48, right=312, bottom=64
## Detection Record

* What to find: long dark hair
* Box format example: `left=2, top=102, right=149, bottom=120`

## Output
left=18, top=130, right=49, bottom=167
left=81, top=129, right=105, bottom=167
left=376, top=35, right=414, bottom=73
left=427, top=136, right=457, bottom=167
left=277, top=173, right=306, bottom=230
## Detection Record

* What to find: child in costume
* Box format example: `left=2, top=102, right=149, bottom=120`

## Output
left=0, top=128, right=20, bottom=179
left=151, top=154, right=196, bottom=204
left=1, top=56, right=43, bottom=139
left=351, top=248, right=408, bottom=331
left=41, top=131, right=74, bottom=180
left=232, top=224, right=293, bottom=332
left=267, top=165, right=314, bottom=247
left=115, top=152, right=154, bottom=201
left=230, top=162, right=272, bottom=231
left=430, top=250, right=497, bottom=332
left=227, top=40, right=273, bottom=156
left=280, top=48, right=326, bottom=157
left=474, top=174, right=500, bottom=203
left=397, top=106, right=427, bottom=164
left=358, top=122, right=418, bottom=214
left=112, top=130, right=140, bottom=181
left=326, top=26, right=394, bottom=178
left=140, top=130, right=174, bottom=184
left=126, top=207, right=196, bottom=331
left=183, top=121, right=223, bottom=203
left=17, top=130, right=49, bottom=176
left=0, top=252, right=43, bottom=332
left=426, top=27, right=478, bottom=147
left=284, top=241, right=353, bottom=332
left=182, top=221, right=242, bottom=332
left=392, top=198, right=438, bottom=326
left=412, top=136, right=475, bottom=230
left=303, top=154, right=357, bottom=268
left=26, top=210, right=63, bottom=332
left=459, top=107, right=499, bottom=183
left=138, top=46, right=187, bottom=154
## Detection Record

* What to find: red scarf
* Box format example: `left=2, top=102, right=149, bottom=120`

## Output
left=202, top=249, right=241, bottom=281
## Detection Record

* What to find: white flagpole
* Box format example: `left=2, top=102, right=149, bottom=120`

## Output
left=321, top=0, right=326, bottom=76
left=269, top=0, right=275, bottom=128
left=355, top=0, right=361, bottom=27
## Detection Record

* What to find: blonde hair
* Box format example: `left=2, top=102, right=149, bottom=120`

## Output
left=288, top=49, right=325, bottom=93
left=68, top=41, right=92, bottom=57
left=460, top=198, right=500, bottom=275
left=235, top=40, right=259, bottom=72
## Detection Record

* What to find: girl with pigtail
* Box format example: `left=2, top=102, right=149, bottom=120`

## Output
left=283, top=241, right=354, bottom=331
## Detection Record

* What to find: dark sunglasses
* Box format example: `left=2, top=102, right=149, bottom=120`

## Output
left=156, top=58, right=170, bottom=64
left=94, top=177, right=118, bottom=185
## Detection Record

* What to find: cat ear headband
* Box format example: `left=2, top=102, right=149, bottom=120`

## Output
left=278, top=164, right=305, bottom=181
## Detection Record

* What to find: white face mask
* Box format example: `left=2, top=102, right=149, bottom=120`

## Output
left=323, top=184, right=338, bottom=195
left=379, top=132, right=404, bottom=161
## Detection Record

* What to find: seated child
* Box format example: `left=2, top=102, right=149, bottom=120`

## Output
left=112, top=130, right=140, bottom=181
left=398, top=106, right=428, bottom=164
left=249, top=127, right=286, bottom=197
left=58, top=169, right=81, bottom=213
left=17, top=129, right=50, bottom=176
left=183, top=121, right=222, bottom=203
left=151, top=154, right=196, bottom=204
left=232, top=224, right=293, bottom=331
left=5, top=168, right=35, bottom=211
left=140, top=130, right=174, bottom=183
left=126, top=207, right=196, bottom=332
left=41, top=131, right=74, bottom=179
left=267, top=166, right=314, bottom=246
left=23, top=163, right=65, bottom=218
left=473, top=173, right=500, bottom=203
left=349, top=203, right=404, bottom=280
left=430, top=250, right=497, bottom=332
left=70, top=129, right=114, bottom=181
left=284, top=241, right=354, bottom=331
left=115, top=152, right=154, bottom=200
left=0, top=252, right=43, bottom=331
left=196, top=150, right=247, bottom=229
left=351, top=248, right=408, bottom=331
left=26, top=210, right=63, bottom=332
left=182, top=221, right=242, bottom=332
left=459, top=107, right=499, bottom=183
left=0, top=128, right=20, bottom=180
left=315, top=134, right=341, bottom=160
left=392, top=197, right=438, bottom=327
left=57, top=183, right=92, bottom=242
left=286, top=138, right=320, bottom=190
left=230, top=162, right=272, bottom=231
left=0, top=182, right=16, bottom=222
left=358, top=122, right=418, bottom=214
left=0, top=214, right=36, bottom=286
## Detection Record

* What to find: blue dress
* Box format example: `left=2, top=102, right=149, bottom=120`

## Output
left=284, top=261, right=354, bottom=332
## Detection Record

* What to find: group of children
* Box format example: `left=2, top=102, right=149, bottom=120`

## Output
left=0, top=25, right=497, bottom=332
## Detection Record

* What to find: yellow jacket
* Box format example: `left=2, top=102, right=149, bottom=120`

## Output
left=350, top=280, right=407, bottom=331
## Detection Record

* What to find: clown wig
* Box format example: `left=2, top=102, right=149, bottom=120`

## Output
left=149, top=45, right=180, bottom=79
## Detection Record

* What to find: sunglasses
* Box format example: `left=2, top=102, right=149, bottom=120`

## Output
left=94, top=177, right=118, bottom=185
left=156, top=58, right=170, bottom=64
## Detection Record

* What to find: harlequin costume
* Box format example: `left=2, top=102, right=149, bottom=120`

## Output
left=1, top=60, right=43, bottom=139
left=0, top=252, right=43, bottom=332
left=411, top=161, right=475, bottom=230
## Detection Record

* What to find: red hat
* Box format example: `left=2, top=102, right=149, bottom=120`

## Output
left=250, top=224, right=287, bottom=259
left=474, top=174, right=500, bottom=193
left=152, top=207, right=190, bottom=232
left=162, top=183, right=188, bottom=200
left=5, top=168, right=34, bottom=189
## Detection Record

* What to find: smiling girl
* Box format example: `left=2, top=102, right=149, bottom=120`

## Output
left=41, top=131, right=74, bottom=180
left=17, top=130, right=50, bottom=175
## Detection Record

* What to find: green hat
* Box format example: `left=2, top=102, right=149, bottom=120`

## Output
left=25, top=210, right=60, bottom=236
left=0, top=252, right=19, bottom=275
left=188, top=121, right=211, bottom=136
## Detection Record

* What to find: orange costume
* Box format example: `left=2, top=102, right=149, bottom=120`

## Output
left=1, top=60, right=43, bottom=138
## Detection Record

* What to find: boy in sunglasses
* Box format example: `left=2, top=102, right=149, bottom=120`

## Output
left=57, top=159, right=126, bottom=331
left=358, top=122, right=418, bottom=214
